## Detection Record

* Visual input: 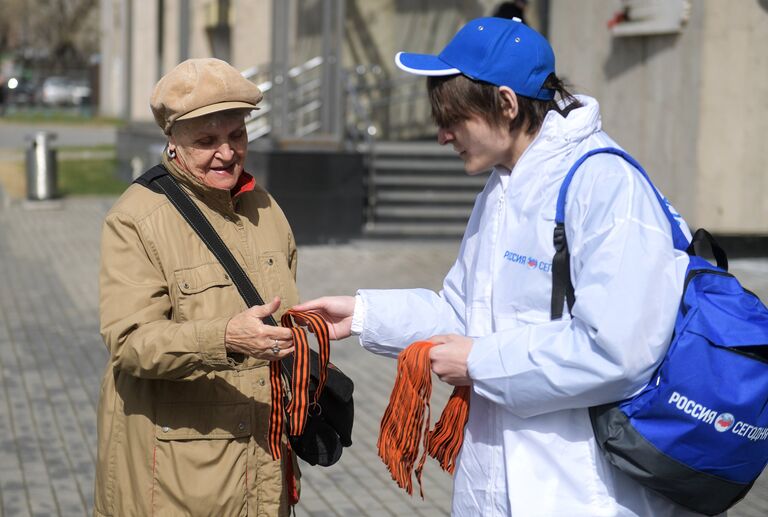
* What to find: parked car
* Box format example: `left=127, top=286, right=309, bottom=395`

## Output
left=69, top=78, right=92, bottom=105
left=40, top=76, right=70, bottom=105
left=5, top=77, right=40, bottom=106
left=40, top=76, right=92, bottom=106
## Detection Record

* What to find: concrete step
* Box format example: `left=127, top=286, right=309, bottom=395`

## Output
left=372, top=174, right=487, bottom=188
left=372, top=157, right=466, bottom=172
left=373, top=205, right=473, bottom=220
left=361, top=140, right=483, bottom=239
left=364, top=221, right=466, bottom=238
left=357, top=141, right=452, bottom=157
left=376, top=189, right=480, bottom=203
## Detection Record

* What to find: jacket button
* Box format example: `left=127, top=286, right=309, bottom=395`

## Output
left=224, top=274, right=229, bottom=280
left=183, top=282, right=190, bottom=289
left=162, top=426, right=170, bottom=433
left=259, top=379, right=266, bottom=386
left=267, top=258, right=274, bottom=266
left=238, top=422, right=246, bottom=431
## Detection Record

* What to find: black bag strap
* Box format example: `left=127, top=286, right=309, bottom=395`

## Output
left=550, top=224, right=575, bottom=320
left=135, top=165, right=277, bottom=323
left=135, top=166, right=353, bottom=465
left=136, top=166, right=354, bottom=396
left=134, top=165, right=326, bottom=405
left=687, top=228, right=728, bottom=271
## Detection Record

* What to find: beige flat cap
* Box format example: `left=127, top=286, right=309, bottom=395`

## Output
left=150, top=58, right=263, bottom=134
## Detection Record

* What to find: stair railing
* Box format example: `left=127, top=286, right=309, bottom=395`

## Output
left=243, top=56, right=434, bottom=145
left=345, top=65, right=382, bottom=225
left=345, top=66, right=438, bottom=225
left=243, top=56, right=325, bottom=142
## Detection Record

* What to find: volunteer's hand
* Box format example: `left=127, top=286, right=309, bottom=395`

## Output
left=428, top=334, right=473, bottom=386
left=291, top=296, right=355, bottom=340
left=225, top=297, right=294, bottom=361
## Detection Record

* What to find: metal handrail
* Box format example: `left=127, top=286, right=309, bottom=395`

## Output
left=345, top=66, right=434, bottom=141
left=242, top=56, right=434, bottom=149
left=240, top=57, right=439, bottom=225
left=344, top=68, right=379, bottom=224
left=343, top=66, right=441, bottom=225
left=243, top=56, right=325, bottom=142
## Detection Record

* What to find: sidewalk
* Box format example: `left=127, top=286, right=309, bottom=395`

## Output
left=0, top=197, right=766, bottom=516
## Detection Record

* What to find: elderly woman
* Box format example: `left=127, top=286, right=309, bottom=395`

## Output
left=94, top=58, right=299, bottom=516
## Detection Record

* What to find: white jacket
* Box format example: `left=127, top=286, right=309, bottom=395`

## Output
left=355, top=96, right=702, bottom=516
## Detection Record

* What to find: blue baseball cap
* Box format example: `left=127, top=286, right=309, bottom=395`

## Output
left=395, top=17, right=555, bottom=101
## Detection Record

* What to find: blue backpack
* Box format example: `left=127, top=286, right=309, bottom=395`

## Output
left=550, top=147, right=768, bottom=516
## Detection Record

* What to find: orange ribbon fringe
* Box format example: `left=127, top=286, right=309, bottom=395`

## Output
left=378, top=341, right=470, bottom=497
left=268, top=309, right=331, bottom=461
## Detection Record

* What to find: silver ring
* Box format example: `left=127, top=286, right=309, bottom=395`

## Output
left=271, top=339, right=280, bottom=355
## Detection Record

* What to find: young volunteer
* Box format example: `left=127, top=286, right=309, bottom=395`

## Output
left=295, top=17, right=698, bottom=516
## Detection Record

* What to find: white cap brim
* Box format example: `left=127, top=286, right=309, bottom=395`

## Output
left=395, top=52, right=460, bottom=76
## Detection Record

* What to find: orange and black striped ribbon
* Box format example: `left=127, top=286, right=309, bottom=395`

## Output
left=267, top=309, right=332, bottom=460
left=285, top=326, right=310, bottom=436
left=268, top=359, right=284, bottom=460
left=378, top=340, right=470, bottom=497
left=284, top=310, right=331, bottom=407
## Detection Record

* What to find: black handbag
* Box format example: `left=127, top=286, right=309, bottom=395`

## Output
left=135, top=165, right=354, bottom=466
left=289, top=351, right=354, bottom=465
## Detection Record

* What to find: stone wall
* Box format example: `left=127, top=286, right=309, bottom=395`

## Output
left=549, top=0, right=767, bottom=233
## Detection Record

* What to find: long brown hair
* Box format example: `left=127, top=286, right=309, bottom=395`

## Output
left=427, top=73, right=580, bottom=135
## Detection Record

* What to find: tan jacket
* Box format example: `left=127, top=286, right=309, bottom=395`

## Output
left=94, top=158, right=300, bottom=517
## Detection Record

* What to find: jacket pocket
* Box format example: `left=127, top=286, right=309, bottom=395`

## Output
left=172, top=262, right=238, bottom=322
left=258, top=251, right=298, bottom=309
left=153, top=402, right=251, bottom=516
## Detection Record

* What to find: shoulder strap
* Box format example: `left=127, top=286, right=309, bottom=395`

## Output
left=133, top=164, right=169, bottom=194
left=134, top=166, right=340, bottom=462
left=550, top=147, right=690, bottom=320
left=135, top=167, right=297, bottom=461
left=136, top=167, right=276, bottom=324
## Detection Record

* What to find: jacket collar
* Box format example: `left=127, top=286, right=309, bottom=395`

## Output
left=489, top=95, right=603, bottom=203
left=535, top=95, right=602, bottom=150
left=161, top=153, right=256, bottom=214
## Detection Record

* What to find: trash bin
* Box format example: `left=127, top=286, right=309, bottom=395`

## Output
left=26, top=131, right=58, bottom=200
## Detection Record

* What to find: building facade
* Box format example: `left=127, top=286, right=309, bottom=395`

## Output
left=99, top=0, right=768, bottom=235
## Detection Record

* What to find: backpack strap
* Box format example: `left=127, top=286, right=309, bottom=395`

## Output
left=687, top=228, right=728, bottom=271
left=550, top=147, right=690, bottom=320
left=550, top=223, right=575, bottom=320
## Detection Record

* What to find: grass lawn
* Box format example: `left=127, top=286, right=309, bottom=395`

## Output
left=0, top=146, right=128, bottom=199
left=58, top=154, right=128, bottom=196
left=0, top=107, right=123, bottom=126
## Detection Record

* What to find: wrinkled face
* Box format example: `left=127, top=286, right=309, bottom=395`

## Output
left=169, top=110, right=249, bottom=190
left=437, top=114, right=516, bottom=175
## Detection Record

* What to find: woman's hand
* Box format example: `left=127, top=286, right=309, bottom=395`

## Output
left=428, top=334, right=473, bottom=386
left=225, top=297, right=294, bottom=361
left=291, top=296, right=356, bottom=340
